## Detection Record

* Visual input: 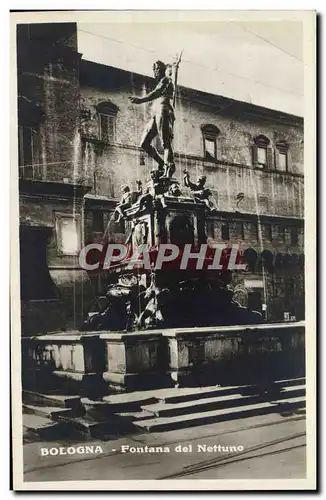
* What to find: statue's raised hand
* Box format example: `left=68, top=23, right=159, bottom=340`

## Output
left=128, top=96, right=142, bottom=104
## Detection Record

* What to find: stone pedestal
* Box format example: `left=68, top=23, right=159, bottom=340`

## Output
left=100, top=331, right=171, bottom=391
left=125, top=194, right=207, bottom=251
left=22, top=331, right=106, bottom=396
left=163, top=322, right=305, bottom=387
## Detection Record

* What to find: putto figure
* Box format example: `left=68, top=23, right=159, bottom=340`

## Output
left=114, top=185, right=132, bottom=222
left=129, top=60, right=176, bottom=178
left=183, top=169, right=217, bottom=211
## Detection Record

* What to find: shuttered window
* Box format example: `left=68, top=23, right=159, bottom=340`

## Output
left=257, top=146, right=267, bottom=165
left=96, top=101, right=118, bottom=144
left=275, top=141, right=289, bottom=172
left=278, top=152, right=287, bottom=171
left=99, top=113, right=116, bottom=143
left=252, top=135, right=273, bottom=169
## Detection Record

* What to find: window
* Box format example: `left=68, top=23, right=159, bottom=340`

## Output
left=265, top=224, right=273, bottom=242
left=276, top=225, right=285, bottom=242
left=201, top=124, right=220, bottom=161
left=290, top=227, right=298, bottom=245
left=96, top=101, right=118, bottom=143
left=139, top=150, right=145, bottom=166
left=92, top=211, right=104, bottom=233
left=99, top=113, right=116, bottom=142
left=275, top=141, right=289, bottom=172
left=279, top=152, right=287, bottom=170
left=206, top=221, right=215, bottom=239
left=257, top=147, right=267, bottom=165
left=221, top=223, right=230, bottom=241
left=252, top=135, right=272, bottom=169
left=19, top=125, right=40, bottom=167
left=258, top=195, right=269, bottom=213
left=55, top=213, right=81, bottom=256
left=235, top=222, right=245, bottom=240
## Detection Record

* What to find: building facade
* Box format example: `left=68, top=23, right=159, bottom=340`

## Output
left=17, top=22, right=304, bottom=334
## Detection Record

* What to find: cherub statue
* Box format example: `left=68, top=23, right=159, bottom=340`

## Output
left=183, top=169, right=216, bottom=211
left=114, top=185, right=132, bottom=222
left=128, top=60, right=177, bottom=179
left=136, top=180, right=143, bottom=197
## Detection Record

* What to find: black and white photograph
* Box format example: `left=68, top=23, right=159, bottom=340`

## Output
left=10, top=10, right=316, bottom=491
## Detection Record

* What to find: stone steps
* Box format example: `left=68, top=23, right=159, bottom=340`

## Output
left=81, top=394, right=158, bottom=416
left=22, top=404, right=74, bottom=420
left=22, top=378, right=306, bottom=439
left=133, top=396, right=306, bottom=433
left=23, top=414, right=62, bottom=439
left=23, top=391, right=82, bottom=410
left=22, top=413, right=81, bottom=441
left=142, top=385, right=306, bottom=418
left=156, top=377, right=306, bottom=404
left=56, top=413, right=140, bottom=439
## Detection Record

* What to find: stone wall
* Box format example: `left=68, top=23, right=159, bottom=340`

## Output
left=78, top=61, right=304, bottom=221
left=17, top=23, right=83, bottom=184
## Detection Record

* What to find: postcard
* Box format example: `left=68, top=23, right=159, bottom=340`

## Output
left=10, top=9, right=316, bottom=491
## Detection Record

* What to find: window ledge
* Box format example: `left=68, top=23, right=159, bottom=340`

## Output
left=81, top=135, right=116, bottom=147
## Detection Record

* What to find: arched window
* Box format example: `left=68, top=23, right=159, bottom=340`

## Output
left=201, top=124, right=220, bottom=162
left=275, top=140, right=289, bottom=172
left=96, top=101, right=118, bottom=143
left=252, top=135, right=273, bottom=169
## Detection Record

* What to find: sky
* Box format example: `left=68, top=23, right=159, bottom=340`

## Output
left=77, top=19, right=303, bottom=116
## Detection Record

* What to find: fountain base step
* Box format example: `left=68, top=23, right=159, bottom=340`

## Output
left=133, top=391, right=306, bottom=433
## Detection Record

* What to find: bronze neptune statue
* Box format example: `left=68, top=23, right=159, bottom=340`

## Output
left=129, top=59, right=180, bottom=179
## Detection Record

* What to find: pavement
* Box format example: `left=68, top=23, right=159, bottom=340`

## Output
left=23, top=411, right=306, bottom=482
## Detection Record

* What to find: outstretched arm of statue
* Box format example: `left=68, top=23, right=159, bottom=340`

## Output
left=128, top=78, right=169, bottom=104
left=183, top=170, right=198, bottom=191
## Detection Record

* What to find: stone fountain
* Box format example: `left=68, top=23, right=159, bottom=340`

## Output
left=22, top=58, right=305, bottom=396
left=82, top=169, right=264, bottom=334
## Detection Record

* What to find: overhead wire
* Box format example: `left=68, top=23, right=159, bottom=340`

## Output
left=230, top=21, right=303, bottom=63
left=78, top=28, right=303, bottom=97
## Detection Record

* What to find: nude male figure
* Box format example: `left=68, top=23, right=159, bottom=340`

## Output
left=129, top=60, right=176, bottom=178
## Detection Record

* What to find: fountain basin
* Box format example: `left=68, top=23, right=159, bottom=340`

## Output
left=22, top=322, right=305, bottom=394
